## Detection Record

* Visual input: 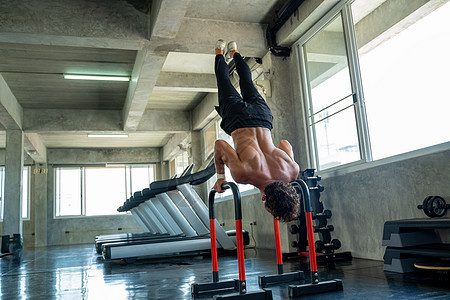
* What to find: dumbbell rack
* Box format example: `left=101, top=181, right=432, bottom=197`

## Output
left=288, top=169, right=352, bottom=263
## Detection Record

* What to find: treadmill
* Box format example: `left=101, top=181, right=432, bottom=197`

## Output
left=95, top=164, right=197, bottom=253
left=99, top=163, right=239, bottom=261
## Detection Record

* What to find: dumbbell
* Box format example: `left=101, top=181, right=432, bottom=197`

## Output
left=290, top=224, right=299, bottom=234
left=418, top=196, right=449, bottom=218
left=314, top=225, right=334, bottom=233
left=304, top=175, right=321, bottom=182
left=312, top=209, right=332, bottom=220
left=315, top=239, right=341, bottom=252
left=309, top=184, right=324, bottom=192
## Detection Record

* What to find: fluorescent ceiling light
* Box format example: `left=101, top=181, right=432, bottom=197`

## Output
left=88, top=133, right=129, bottom=138
left=64, top=74, right=130, bottom=82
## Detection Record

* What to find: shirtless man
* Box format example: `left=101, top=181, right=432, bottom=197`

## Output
left=213, top=40, right=300, bottom=222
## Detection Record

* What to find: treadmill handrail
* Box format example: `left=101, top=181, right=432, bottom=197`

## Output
left=119, top=163, right=216, bottom=212
left=150, top=163, right=215, bottom=191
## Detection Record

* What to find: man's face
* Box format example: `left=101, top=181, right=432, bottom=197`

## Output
left=262, top=194, right=273, bottom=214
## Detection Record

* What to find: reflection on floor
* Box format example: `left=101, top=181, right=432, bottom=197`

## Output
left=1, top=244, right=449, bottom=299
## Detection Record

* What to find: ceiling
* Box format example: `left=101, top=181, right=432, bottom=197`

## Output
left=0, top=0, right=286, bottom=161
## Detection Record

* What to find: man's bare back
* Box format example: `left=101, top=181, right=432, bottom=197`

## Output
left=214, top=127, right=299, bottom=193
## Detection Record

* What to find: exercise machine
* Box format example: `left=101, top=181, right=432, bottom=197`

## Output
left=1, top=234, right=22, bottom=257
left=191, top=183, right=273, bottom=299
left=418, top=195, right=449, bottom=218
left=102, top=184, right=237, bottom=260
left=98, top=162, right=244, bottom=261
left=383, top=218, right=450, bottom=273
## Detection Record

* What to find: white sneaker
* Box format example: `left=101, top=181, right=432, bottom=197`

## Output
left=225, top=41, right=238, bottom=61
left=227, top=41, right=238, bottom=53
left=215, top=39, right=226, bottom=52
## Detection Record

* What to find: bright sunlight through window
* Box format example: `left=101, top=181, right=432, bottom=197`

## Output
left=355, top=1, right=450, bottom=159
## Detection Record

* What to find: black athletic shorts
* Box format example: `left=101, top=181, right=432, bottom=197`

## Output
left=215, top=95, right=273, bottom=135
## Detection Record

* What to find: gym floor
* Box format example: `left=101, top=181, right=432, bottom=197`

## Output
left=1, top=244, right=449, bottom=299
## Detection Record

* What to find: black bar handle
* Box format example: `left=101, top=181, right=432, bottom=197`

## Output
left=291, top=180, right=312, bottom=213
left=209, top=186, right=226, bottom=219
left=208, top=182, right=242, bottom=220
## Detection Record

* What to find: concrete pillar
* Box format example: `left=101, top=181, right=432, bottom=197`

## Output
left=3, top=129, right=24, bottom=236
left=160, top=161, right=170, bottom=180
left=263, top=54, right=301, bottom=153
left=190, top=131, right=208, bottom=200
left=33, top=163, right=48, bottom=247
left=155, top=162, right=162, bottom=181
left=190, top=131, right=203, bottom=172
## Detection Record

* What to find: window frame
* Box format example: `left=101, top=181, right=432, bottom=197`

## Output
left=22, top=166, right=31, bottom=220
left=295, top=1, right=371, bottom=172
left=169, top=150, right=190, bottom=177
left=201, top=116, right=220, bottom=161
left=54, top=167, right=83, bottom=218
left=0, top=166, right=31, bottom=220
left=54, top=164, right=155, bottom=218
left=295, top=0, right=450, bottom=176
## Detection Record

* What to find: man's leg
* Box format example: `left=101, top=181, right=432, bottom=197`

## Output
left=215, top=54, right=241, bottom=107
left=233, top=52, right=262, bottom=103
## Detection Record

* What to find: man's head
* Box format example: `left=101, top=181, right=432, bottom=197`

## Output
left=263, top=181, right=300, bottom=222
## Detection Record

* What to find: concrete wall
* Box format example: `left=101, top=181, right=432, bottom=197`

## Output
left=1, top=148, right=158, bottom=247
left=45, top=164, right=143, bottom=246
left=319, top=148, right=450, bottom=260
left=45, top=148, right=159, bottom=247
left=47, top=148, right=160, bottom=164
left=215, top=192, right=276, bottom=250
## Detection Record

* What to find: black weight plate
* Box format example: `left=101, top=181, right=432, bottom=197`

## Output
left=422, top=196, right=434, bottom=217
left=430, top=196, right=447, bottom=217
left=426, top=196, right=437, bottom=217
left=331, top=239, right=341, bottom=250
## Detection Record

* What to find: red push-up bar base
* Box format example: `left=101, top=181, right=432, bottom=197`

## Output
left=191, top=183, right=272, bottom=299
left=258, top=217, right=304, bottom=286
left=288, top=180, right=343, bottom=297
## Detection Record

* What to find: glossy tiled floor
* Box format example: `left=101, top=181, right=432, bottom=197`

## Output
left=1, top=245, right=449, bottom=299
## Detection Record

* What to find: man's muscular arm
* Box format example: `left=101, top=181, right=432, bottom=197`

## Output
left=278, top=140, right=295, bottom=160
left=214, top=140, right=247, bottom=193
left=278, top=140, right=300, bottom=181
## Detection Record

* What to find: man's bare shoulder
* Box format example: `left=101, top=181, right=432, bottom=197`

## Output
left=268, top=147, right=300, bottom=181
left=277, top=140, right=294, bottom=159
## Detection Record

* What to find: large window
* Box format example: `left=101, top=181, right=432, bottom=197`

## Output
left=0, top=166, right=30, bottom=220
left=55, top=164, right=155, bottom=217
left=297, top=0, right=450, bottom=171
left=170, top=151, right=190, bottom=177
left=302, top=13, right=362, bottom=170
left=353, top=0, right=450, bottom=160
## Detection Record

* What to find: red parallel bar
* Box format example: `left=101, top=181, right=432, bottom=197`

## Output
left=273, top=217, right=283, bottom=266
left=305, top=212, right=317, bottom=272
left=210, top=219, right=218, bottom=273
left=235, top=219, right=246, bottom=281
